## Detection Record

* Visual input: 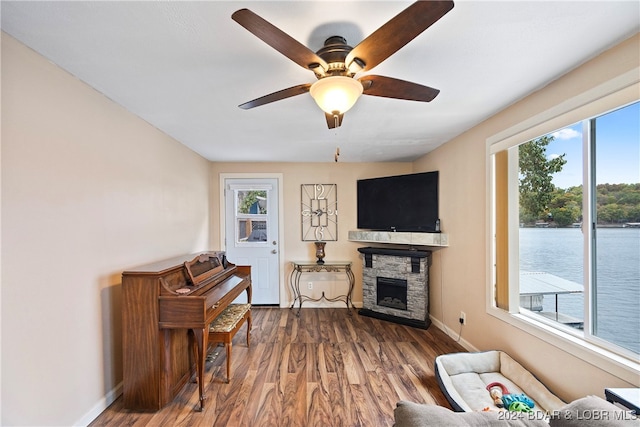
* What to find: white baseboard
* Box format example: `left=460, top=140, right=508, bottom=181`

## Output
left=74, top=382, right=122, bottom=426
left=429, top=315, right=479, bottom=353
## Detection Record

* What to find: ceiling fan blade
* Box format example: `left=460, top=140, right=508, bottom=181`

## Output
left=232, top=9, right=328, bottom=73
left=359, top=75, right=440, bottom=102
left=239, top=83, right=312, bottom=109
left=325, top=112, right=344, bottom=129
left=345, top=1, right=454, bottom=72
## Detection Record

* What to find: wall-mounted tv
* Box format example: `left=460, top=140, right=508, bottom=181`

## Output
left=357, top=171, right=439, bottom=232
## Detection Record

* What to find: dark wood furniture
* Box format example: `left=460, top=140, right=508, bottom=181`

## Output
left=122, top=252, right=251, bottom=412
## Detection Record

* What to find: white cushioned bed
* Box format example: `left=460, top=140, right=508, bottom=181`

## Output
left=435, top=351, right=565, bottom=413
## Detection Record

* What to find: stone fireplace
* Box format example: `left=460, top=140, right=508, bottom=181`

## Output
left=357, top=247, right=431, bottom=329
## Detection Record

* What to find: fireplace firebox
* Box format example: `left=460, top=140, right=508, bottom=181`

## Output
left=377, top=277, right=408, bottom=310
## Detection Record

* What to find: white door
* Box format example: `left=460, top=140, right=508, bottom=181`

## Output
left=224, top=178, right=280, bottom=304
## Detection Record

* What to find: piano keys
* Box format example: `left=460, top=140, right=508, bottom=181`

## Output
left=122, top=252, right=251, bottom=411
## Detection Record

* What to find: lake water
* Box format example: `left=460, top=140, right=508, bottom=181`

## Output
left=519, top=227, right=640, bottom=354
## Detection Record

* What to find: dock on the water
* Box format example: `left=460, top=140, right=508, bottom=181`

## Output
left=519, top=272, right=584, bottom=329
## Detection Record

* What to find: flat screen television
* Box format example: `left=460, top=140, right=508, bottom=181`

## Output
left=357, top=171, right=439, bottom=232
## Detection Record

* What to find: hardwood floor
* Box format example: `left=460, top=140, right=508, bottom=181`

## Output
left=90, top=307, right=465, bottom=427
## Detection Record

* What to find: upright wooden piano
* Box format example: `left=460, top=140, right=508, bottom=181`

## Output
left=122, top=252, right=251, bottom=411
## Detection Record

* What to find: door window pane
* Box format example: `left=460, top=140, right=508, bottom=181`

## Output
left=236, top=190, right=267, bottom=215
left=235, top=190, right=268, bottom=243
left=237, top=219, right=267, bottom=242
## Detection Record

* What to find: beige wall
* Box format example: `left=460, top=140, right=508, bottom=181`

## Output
left=413, top=33, right=640, bottom=401
left=1, top=34, right=211, bottom=425
left=209, top=162, right=413, bottom=306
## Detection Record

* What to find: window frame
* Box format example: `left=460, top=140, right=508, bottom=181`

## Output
left=486, top=69, right=639, bottom=381
left=229, top=184, right=273, bottom=248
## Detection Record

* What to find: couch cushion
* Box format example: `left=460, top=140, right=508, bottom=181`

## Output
left=549, top=395, right=639, bottom=427
left=394, top=401, right=549, bottom=427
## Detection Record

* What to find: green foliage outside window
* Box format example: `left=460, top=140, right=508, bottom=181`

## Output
left=238, top=190, right=267, bottom=214
left=519, top=136, right=640, bottom=226
left=519, top=135, right=567, bottom=224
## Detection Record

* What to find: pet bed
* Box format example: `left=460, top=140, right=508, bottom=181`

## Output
left=435, top=350, right=565, bottom=413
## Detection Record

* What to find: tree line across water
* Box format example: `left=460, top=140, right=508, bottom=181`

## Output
left=541, top=183, right=640, bottom=227
left=518, top=136, right=640, bottom=227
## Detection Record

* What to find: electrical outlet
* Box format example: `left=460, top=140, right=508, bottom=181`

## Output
left=308, top=281, right=313, bottom=290
left=459, top=311, right=466, bottom=325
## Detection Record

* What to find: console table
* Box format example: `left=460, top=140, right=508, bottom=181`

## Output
left=289, top=261, right=355, bottom=315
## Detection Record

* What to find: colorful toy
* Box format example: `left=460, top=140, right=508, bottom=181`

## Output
left=508, top=401, right=533, bottom=413
left=486, top=382, right=507, bottom=408
left=486, top=382, right=535, bottom=412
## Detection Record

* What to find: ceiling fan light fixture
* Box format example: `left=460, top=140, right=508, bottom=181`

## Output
left=309, top=76, right=363, bottom=115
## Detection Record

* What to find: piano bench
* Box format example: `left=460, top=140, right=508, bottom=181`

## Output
left=208, top=303, right=252, bottom=383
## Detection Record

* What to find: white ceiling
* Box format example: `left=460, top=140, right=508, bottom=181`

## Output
left=1, top=1, right=638, bottom=163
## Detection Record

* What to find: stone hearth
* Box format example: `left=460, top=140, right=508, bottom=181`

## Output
left=357, top=247, right=431, bottom=329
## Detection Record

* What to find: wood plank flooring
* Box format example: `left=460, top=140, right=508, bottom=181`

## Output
left=90, top=307, right=465, bottom=427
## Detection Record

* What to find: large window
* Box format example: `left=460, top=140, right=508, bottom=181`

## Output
left=591, top=104, right=640, bottom=353
left=489, top=100, right=639, bottom=361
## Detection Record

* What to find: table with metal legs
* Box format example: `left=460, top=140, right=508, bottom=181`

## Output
left=289, top=261, right=355, bottom=315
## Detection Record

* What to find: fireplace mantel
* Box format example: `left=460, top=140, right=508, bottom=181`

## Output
left=348, top=230, right=448, bottom=247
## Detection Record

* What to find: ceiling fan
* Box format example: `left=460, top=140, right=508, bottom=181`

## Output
left=232, top=1, right=454, bottom=129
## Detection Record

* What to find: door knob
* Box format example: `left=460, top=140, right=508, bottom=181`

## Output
left=271, top=249, right=278, bottom=254
left=272, top=241, right=277, bottom=245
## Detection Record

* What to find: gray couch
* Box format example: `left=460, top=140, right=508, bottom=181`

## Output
left=394, top=395, right=639, bottom=426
